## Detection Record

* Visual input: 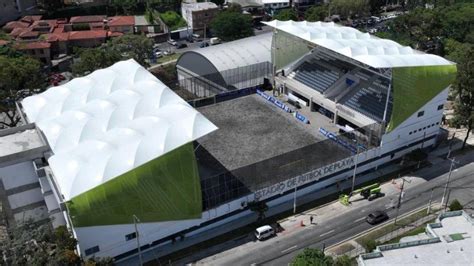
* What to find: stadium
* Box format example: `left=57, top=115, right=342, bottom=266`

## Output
left=0, top=20, right=456, bottom=263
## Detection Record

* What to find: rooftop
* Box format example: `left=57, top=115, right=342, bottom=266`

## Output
left=0, top=128, right=45, bottom=157
left=264, top=20, right=455, bottom=68
left=68, top=30, right=107, bottom=40
left=21, top=59, right=217, bottom=200
left=14, top=41, right=51, bottom=50
left=108, top=16, right=135, bottom=26
left=361, top=211, right=474, bottom=266
left=182, top=2, right=218, bottom=11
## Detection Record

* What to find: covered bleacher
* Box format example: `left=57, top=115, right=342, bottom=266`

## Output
left=339, top=77, right=392, bottom=122
left=288, top=59, right=340, bottom=94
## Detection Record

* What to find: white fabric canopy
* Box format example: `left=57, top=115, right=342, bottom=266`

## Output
left=22, top=59, right=217, bottom=200
left=264, top=20, right=454, bottom=69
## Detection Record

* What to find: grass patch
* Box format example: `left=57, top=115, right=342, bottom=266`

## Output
left=159, top=11, right=187, bottom=31
left=156, top=53, right=180, bottom=64
left=450, top=233, right=464, bottom=241
left=383, top=220, right=434, bottom=244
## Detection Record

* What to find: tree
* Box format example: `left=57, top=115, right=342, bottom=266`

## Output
left=0, top=55, right=45, bottom=128
left=305, top=5, right=329, bottom=22
left=248, top=201, right=268, bottom=222
left=449, top=199, right=463, bottom=211
left=210, top=0, right=225, bottom=6
left=334, top=255, right=352, bottom=266
left=111, top=0, right=139, bottom=15
left=329, top=0, right=369, bottom=19
left=291, top=248, right=334, bottom=266
left=449, top=46, right=473, bottom=149
left=108, top=34, right=153, bottom=67
left=273, top=8, right=298, bottom=21
left=72, top=47, right=121, bottom=76
left=210, top=10, right=254, bottom=41
left=361, top=239, right=379, bottom=252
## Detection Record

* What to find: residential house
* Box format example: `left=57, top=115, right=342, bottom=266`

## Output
left=13, top=41, right=51, bottom=65
left=107, top=16, right=134, bottom=34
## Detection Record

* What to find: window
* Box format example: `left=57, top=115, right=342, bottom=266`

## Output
left=409, top=132, right=412, bottom=135
left=436, top=122, right=440, bottom=125
left=437, top=104, right=444, bottom=110
left=85, top=245, right=100, bottom=256
left=414, top=130, right=417, bottom=133
left=423, top=127, right=426, bottom=130
left=125, top=232, right=137, bottom=241
left=417, top=111, right=424, bottom=117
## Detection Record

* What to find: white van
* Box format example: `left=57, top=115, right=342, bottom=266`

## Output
left=255, top=225, right=275, bottom=240
left=210, top=37, right=221, bottom=45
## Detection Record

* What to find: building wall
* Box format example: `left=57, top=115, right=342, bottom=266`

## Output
left=20, top=47, right=51, bottom=65
left=109, top=25, right=133, bottom=33
left=191, top=8, right=218, bottom=30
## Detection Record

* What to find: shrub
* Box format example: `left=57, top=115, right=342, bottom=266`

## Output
left=362, top=239, right=379, bottom=252
left=449, top=199, right=463, bottom=211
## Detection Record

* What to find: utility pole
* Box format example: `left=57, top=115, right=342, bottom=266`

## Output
left=444, top=188, right=452, bottom=211
left=350, top=143, right=360, bottom=195
left=427, top=188, right=434, bottom=215
left=133, top=215, right=143, bottom=266
left=441, top=157, right=457, bottom=207
left=394, top=175, right=405, bottom=225
left=293, top=185, right=297, bottom=214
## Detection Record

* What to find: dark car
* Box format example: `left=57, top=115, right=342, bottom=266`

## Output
left=199, top=42, right=209, bottom=48
left=366, top=210, right=388, bottom=225
left=177, top=43, right=188, bottom=49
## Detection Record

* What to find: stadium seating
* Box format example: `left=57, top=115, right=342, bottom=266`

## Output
left=340, top=78, right=393, bottom=121
left=289, top=61, right=340, bottom=93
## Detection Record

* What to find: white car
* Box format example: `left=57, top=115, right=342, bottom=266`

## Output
left=154, top=51, right=163, bottom=58
left=168, top=39, right=177, bottom=46
left=254, top=225, right=275, bottom=241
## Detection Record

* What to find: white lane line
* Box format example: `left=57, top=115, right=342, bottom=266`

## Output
left=354, top=217, right=366, bottom=223
left=320, top=229, right=335, bottom=237
left=281, top=245, right=298, bottom=254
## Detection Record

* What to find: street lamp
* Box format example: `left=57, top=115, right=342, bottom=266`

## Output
left=441, top=157, right=458, bottom=208
left=350, top=141, right=360, bottom=196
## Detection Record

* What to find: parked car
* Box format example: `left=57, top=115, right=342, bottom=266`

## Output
left=254, top=225, right=275, bottom=240
left=199, top=42, right=209, bottom=48
left=177, top=43, right=188, bottom=49
left=163, top=50, right=175, bottom=56
left=210, top=37, right=221, bottom=45
left=154, top=51, right=163, bottom=58
left=168, top=39, right=177, bottom=46
left=366, top=210, right=389, bottom=225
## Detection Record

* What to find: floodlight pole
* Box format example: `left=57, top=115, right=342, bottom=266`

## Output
left=133, top=214, right=143, bottom=266
left=350, top=144, right=360, bottom=195
left=441, top=157, right=456, bottom=208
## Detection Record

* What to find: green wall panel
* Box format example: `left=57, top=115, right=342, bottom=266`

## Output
left=387, top=65, right=457, bottom=132
left=67, top=143, right=202, bottom=227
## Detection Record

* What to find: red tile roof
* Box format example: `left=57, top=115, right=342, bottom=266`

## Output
left=19, top=31, right=40, bottom=38
left=89, top=22, right=105, bottom=29
left=44, top=32, right=70, bottom=42
left=68, top=30, right=107, bottom=40
left=9, top=28, right=31, bottom=38
left=108, top=16, right=135, bottom=26
left=21, top=16, right=43, bottom=24
left=70, top=15, right=106, bottom=24
left=3, top=21, right=30, bottom=30
left=14, top=41, right=51, bottom=50
left=108, top=31, right=124, bottom=37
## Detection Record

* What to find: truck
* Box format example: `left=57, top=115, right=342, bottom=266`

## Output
left=210, top=37, right=221, bottom=45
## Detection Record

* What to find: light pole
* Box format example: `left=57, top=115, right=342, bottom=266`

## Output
left=394, top=175, right=405, bottom=225
left=427, top=188, right=434, bottom=214
left=350, top=143, right=360, bottom=196
left=441, top=157, right=457, bottom=207
left=133, top=214, right=143, bottom=266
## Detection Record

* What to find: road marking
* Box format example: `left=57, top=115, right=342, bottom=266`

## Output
left=320, top=229, right=335, bottom=237
left=281, top=245, right=298, bottom=253
left=354, top=217, right=365, bottom=223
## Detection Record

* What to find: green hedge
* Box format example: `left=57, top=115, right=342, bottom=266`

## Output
left=159, top=11, right=187, bottom=31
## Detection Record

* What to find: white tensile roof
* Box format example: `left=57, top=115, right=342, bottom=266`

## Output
left=264, top=20, right=454, bottom=69
left=22, top=59, right=217, bottom=200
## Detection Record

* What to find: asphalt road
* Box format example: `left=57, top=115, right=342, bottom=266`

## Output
left=212, top=153, right=474, bottom=266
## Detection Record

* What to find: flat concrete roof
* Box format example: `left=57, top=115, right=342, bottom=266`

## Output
left=197, top=94, right=350, bottom=190
left=363, top=214, right=474, bottom=266
left=0, top=128, right=44, bottom=157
